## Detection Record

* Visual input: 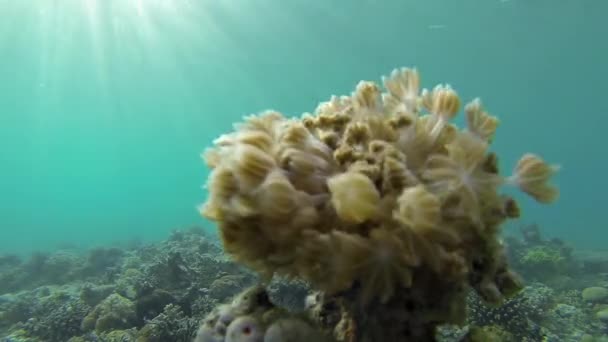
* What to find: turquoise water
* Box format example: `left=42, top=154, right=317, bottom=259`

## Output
left=0, top=0, right=606, bottom=255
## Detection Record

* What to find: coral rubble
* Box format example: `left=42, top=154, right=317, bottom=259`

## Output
left=200, top=67, right=559, bottom=340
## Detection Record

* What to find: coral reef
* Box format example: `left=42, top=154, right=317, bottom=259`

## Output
left=137, top=304, right=200, bottom=342
left=467, top=283, right=553, bottom=340
left=22, top=288, right=90, bottom=342
left=200, top=67, right=559, bottom=340
left=505, top=224, right=577, bottom=286
left=81, top=293, right=137, bottom=333
left=2, top=226, right=608, bottom=341
left=0, top=228, right=257, bottom=342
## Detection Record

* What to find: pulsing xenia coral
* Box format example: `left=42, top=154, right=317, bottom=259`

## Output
left=200, top=67, right=558, bottom=340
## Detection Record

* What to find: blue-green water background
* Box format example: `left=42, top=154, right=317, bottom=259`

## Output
left=1, top=0, right=606, bottom=255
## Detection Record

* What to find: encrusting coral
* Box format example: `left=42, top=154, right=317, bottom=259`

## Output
left=200, top=67, right=559, bottom=340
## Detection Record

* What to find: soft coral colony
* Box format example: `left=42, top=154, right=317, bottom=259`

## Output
left=200, top=67, right=559, bottom=340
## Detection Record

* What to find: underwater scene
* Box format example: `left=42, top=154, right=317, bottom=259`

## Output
left=1, top=0, right=607, bottom=341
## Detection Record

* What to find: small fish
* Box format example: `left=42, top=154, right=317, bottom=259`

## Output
left=428, top=24, right=447, bottom=30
